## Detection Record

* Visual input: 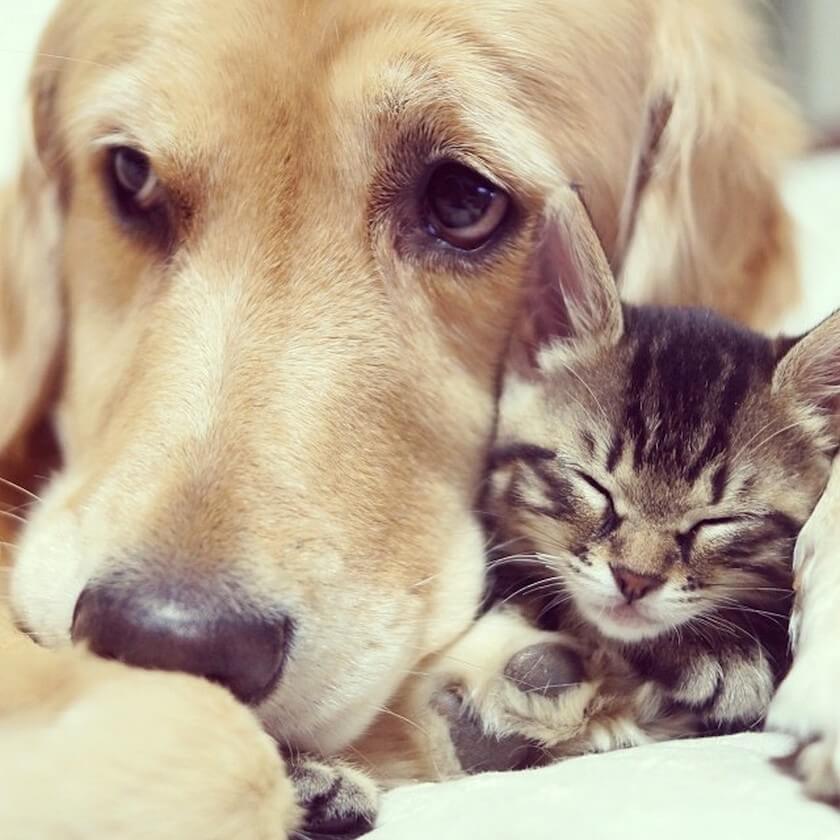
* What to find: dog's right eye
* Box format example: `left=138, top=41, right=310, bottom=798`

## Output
left=424, top=162, right=511, bottom=251
left=109, top=147, right=161, bottom=210
left=105, top=147, right=171, bottom=244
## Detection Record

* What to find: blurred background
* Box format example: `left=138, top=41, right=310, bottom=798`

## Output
left=768, top=0, right=840, bottom=138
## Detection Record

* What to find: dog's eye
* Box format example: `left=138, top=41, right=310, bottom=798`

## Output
left=109, top=147, right=162, bottom=212
left=424, top=163, right=510, bottom=250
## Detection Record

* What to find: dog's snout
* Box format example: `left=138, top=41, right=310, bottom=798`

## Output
left=71, top=575, right=291, bottom=704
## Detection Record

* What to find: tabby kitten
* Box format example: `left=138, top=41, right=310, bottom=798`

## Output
left=486, top=187, right=840, bottom=736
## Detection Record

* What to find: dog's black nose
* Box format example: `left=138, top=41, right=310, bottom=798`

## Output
left=72, top=575, right=291, bottom=704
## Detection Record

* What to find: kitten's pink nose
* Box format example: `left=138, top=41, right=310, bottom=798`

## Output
left=610, top=566, right=663, bottom=603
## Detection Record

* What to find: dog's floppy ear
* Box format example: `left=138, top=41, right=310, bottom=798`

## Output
left=618, top=0, right=803, bottom=330
left=0, top=10, right=78, bottom=460
left=512, top=186, right=623, bottom=373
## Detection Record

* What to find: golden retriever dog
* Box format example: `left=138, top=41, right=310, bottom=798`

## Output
left=0, top=0, right=808, bottom=835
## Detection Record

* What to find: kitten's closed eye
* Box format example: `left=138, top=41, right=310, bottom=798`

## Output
left=682, top=516, right=752, bottom=542
left=574, top=471, right=620, bottom=537
left=680, top=514, right=786, bottom=551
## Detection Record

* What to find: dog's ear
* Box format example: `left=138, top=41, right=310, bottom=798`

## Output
left=0, top=9, right=79, bottom=460
left=512, top=186, right=623, bottom=373
left=773, top=310, right=840, bottom=440
left=618, top=0, right=804, bottom=330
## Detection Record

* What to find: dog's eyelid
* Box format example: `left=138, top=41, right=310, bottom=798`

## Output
left=92, top=130, right=149, bottom=155
left=431, top=150, right=516, bottom=195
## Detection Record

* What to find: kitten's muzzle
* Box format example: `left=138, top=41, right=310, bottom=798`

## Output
left=610, top=565, right=664, bottom=603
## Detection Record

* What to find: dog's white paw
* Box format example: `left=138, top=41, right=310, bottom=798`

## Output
left=787, top=736, right=840, bottom=804
left=768, top=653, right=840, bottom=804
left=767, top=464, right=840, bottom=805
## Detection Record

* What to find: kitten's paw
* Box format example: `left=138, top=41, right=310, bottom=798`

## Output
left=675, top=651, right=775, bottom=730
left=768, top=653, right=840, bottom=804
left=288, top=758, right=379, bottom=839
left=431, top=684, right=536, bottom=773
left=433, top=637, right=652, bottom=770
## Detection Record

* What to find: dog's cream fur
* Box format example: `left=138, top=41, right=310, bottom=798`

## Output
left=0, top=0, right=808, bottom=835
left=768, top=457, right=840, bottom=801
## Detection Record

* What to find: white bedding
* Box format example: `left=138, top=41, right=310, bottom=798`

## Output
left=375, top=734, right=839, bottom=839
left=2, top=6, right=840, bottom=838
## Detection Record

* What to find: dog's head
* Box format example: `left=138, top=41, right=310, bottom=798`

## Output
left=1, top=0, right=801, bottom=751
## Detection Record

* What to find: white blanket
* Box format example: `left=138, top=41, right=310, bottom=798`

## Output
left=375, top=734, right=838, bottom=839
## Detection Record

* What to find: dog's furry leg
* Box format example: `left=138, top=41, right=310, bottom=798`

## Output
left=767, top=457, right=840, bottom=804
left=0, top=604, right=301, bottom=840
left=288, top=757, right=379, bottom=840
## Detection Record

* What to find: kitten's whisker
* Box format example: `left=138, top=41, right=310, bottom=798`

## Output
left=485, top=553, right=543, bottom=571
left=732, top=417, right=781, bottom=462
left=555, top=360, right=609, bottom=424
left=0, top=477, right=41, bottom=502
left=485, top=535, right=524, bottom=555
left=498, top=577, right=564, bottom=606
left=743, top=420, right=812, bottom=460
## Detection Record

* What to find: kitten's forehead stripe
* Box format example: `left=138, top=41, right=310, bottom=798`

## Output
left=580, top=431, right=596, bottom=458
left=489, top=443, right=556, bottom=470
left=710, top=462, right=729, bottom=505
left=625, top=336, right=652, bottom=469
left=606, top=431, right=624, bottom=473
left=617, top=306, right=778, bottom=488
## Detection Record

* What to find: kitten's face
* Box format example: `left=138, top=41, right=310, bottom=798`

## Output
left=489, top=307, right=833, bottom=645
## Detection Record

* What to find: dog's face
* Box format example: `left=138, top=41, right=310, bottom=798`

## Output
left=3, top=0, right=800, bottom=751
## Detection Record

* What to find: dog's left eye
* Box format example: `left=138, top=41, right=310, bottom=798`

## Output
left=424, top=163, right=510, bottom=250
left=108, top=147, right=163, bottom=213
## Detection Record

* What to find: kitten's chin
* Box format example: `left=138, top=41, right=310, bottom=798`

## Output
left=578, top=600, right=669, bottom=643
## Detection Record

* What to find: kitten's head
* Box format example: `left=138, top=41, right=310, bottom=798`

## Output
left=489, top=188, right=840, bottom=645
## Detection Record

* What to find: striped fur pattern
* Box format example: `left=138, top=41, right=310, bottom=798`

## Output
left=483, top=190, right=840, bottom=747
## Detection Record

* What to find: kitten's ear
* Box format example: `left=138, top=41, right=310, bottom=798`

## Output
left=773, top=310, right=840, bottom=435
left=515, top=186, right=623, bottom=369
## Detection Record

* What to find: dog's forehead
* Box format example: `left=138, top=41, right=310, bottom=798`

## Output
left=65, top=0, right=558, bottom=191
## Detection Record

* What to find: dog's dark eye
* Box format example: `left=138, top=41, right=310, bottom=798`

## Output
left=109, top=147, right=162, bottom=213
left=424, top=163, right=510, bottom=250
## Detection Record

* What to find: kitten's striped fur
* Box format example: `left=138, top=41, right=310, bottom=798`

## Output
left=469, top=188, right=840, bottom=757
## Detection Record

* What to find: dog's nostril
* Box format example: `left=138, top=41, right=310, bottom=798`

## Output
left=72, top=578, right=291, bottom=704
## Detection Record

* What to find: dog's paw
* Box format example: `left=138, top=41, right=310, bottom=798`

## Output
left=288, top=758, right=378, bottom=839
left=778, top=736, right=840, bottom=805
left=768, top=653, right=840, bottom=804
